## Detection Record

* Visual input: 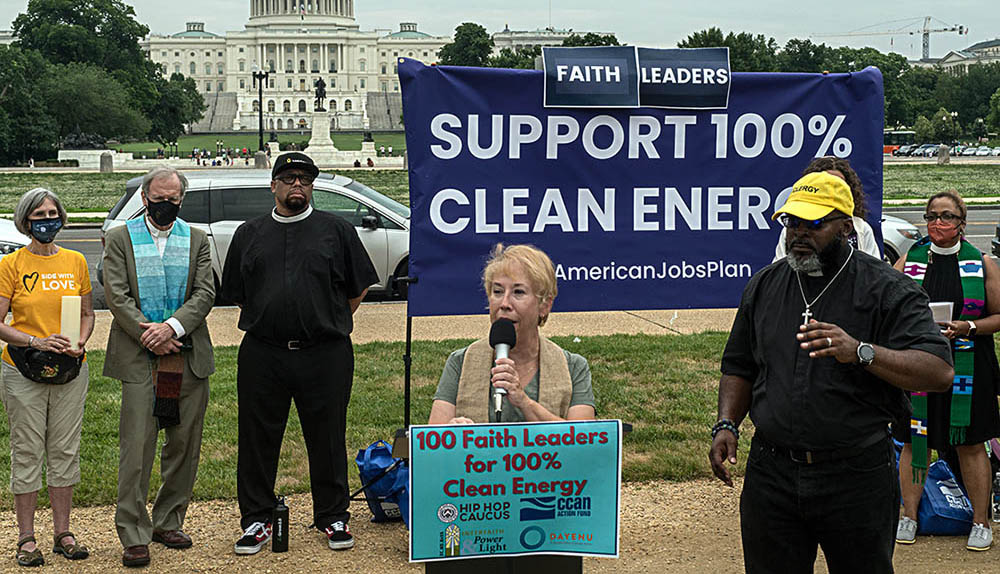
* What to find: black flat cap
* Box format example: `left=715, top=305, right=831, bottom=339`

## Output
left=272, top=152, right=320, bottom=179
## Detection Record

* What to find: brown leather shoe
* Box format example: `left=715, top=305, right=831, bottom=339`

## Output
left=152, top=529, right=193, bottom=549
left=122, top=545, right=150, bottom=568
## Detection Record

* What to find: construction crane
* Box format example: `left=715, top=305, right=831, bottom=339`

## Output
left=812, top=16, right=967, bottom=60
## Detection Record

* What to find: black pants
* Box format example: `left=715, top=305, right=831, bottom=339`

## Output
left=740, top=434, right=899, bottom=574
left=237, top=334, right=353, bottom=529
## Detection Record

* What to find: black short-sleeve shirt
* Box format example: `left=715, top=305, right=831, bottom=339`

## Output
left=721, top=246, right=952, bottom=450
left=221, top=210, right=379, bottom=341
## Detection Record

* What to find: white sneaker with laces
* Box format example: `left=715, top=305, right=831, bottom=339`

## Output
left=967, top=522, right=993, bottom=551
left=234, top=521, right=272, bottom=555
left=895, top=516, right=917, bottom=544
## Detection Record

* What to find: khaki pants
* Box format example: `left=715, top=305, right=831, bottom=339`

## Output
left=115, top=360, right=209, bottom=548
left=0, top=360, right=89, bottom=494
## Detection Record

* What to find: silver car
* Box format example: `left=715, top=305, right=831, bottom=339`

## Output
left=0, top=219, right=30, bottom=258
left=97, top=170, right=410, bottom=301
left=881, top=214, right=921, bottom=264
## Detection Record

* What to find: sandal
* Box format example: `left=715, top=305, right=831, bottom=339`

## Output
left=52, top=531, right=88, bottom=560
left=15, top=535, right=43, bottom=567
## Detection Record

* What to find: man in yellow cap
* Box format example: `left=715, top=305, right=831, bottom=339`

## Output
left=708, top=168, right=954, bottom=573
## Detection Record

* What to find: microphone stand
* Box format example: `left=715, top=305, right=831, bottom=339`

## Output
left=392, top=275, right=417, bottom=459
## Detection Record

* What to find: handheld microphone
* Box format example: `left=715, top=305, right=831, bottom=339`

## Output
left=488, top=318, right=517, bottom=420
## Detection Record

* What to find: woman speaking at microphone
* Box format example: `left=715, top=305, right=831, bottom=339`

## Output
left=429, top=244, right=596, bottom=424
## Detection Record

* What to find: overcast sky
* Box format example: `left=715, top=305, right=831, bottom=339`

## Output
left=2, top=1, right=997, bottom=60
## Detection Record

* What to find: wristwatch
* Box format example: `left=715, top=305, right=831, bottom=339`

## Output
left=968, top=320, right=977, bottom=337
left=857, top=341, right=875, bottom=366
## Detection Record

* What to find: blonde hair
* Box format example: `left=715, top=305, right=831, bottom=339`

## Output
left=482, top=243, right=558, bottom=326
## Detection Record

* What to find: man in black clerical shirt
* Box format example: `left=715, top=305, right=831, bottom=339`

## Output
left=221, top=152, right=378, bottom=556
left=709, top=170, right=953, bottom=574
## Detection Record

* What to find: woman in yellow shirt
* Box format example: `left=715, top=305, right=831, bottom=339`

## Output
left=0, top=188, right=94, bottom=566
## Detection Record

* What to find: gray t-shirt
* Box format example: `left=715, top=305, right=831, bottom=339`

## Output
left=433, top=345, right=596, bottom=423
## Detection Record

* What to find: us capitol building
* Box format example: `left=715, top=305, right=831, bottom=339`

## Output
left=142, top=0, right=449, bottom=132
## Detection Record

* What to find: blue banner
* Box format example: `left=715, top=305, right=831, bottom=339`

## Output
left=409, top=421, right=621, bottom=562
left=399, top=59, right=884, bottom=317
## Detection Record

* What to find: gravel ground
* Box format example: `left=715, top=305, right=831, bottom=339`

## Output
left=2, top=480, right=997, bottom=572
left=17, top=304, right=994, bottom=572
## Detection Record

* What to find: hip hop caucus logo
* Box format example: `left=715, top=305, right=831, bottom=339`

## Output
left=437, top=503, right=458, bottom=523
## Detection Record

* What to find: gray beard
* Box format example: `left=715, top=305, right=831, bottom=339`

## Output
left=787, top=235, right=845, bottom=274
left=787, top=251, right=822, bottom=273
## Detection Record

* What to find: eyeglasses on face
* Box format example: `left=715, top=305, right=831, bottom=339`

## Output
left=275, top=173, right=315, bottom=185
left=777, top=213, right=849, bottom=230
left=922, top=212, right=962, bottom=225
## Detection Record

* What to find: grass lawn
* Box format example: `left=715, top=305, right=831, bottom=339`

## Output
left=2, top=164, right=1000, bottom=214
left=882, top=164, right=1000, bottom=200
left=117, top=132, right=408, bottom=159
left=0, top=332, right=735, bottom=511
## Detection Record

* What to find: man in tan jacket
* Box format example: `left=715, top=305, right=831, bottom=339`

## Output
left=103, top=166, right=215, bottom=568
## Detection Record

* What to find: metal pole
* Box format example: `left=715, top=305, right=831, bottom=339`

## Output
left=258, top=77, right=265, bottom=151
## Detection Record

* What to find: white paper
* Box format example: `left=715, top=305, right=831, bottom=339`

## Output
left=60, top=295, right=81, bottom=347
left=929, top=301, right=953, bottom=324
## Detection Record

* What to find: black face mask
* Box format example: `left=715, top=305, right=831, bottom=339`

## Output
left=29, top=218, right=62, bottom=244
left=146, top=199, right=181, bottom=227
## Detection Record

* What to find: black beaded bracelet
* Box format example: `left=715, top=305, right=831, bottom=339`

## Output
left=711, top=419, right=739, bottom=441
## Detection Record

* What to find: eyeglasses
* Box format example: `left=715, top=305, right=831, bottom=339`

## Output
left=922, top=212, right=962, bottom=224
left=777, top=213, right=849, bottom=230
left=275, top=173, right=315, bottom=185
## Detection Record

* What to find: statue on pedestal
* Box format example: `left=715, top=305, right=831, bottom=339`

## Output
left=314, top=78, right=327, bottom=111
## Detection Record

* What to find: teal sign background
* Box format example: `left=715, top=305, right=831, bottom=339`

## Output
left=409, top=420, right=621, bottom=562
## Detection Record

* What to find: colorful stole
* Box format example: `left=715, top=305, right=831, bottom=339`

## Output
left=903, top=238, right=985, bottom=479
left=126, top=217, right=191, bottom=323
left=126, top=217, right=191, bottom=429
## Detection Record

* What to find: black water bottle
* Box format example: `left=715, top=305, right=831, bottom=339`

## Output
left=272, top=496, right=289, bottom=552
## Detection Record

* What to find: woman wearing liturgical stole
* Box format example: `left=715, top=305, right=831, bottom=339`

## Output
left=892, top=190, right=1000, bottom=551
left=221, top=152, right=378, bottom=556
left=428, top=244, right=596, bottom=424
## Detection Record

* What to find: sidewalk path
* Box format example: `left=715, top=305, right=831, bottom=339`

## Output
left=83, top=305, right=739, bottom=351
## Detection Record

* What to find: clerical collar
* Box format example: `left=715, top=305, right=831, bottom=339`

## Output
left=145, top=216, right=173, bottom=237
left=930, top=241, right=961, bottom=255
left=272, top=205, right=313, bottom=224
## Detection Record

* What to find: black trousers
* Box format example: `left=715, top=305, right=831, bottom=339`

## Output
left=740, top=434, right=899, bottom=574
left=237, top=334, right=353, bottom=529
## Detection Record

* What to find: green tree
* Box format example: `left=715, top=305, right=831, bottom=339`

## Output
left=11, top=0, right=201, bottom=143
left=776, top=38, right=833, bottom=72
left=897, top=66, right=942, bottom=125
left=12, top=0, right=149, bottom=72
left=678, top=28, right=725, bottom=49
left=147, top=73, right=205, bottom=145
left=913, top=115, right=934, bottom=143
left=930, top=107, right=957, bottom=143
left=438, top=23, right=493, bottom=67
left=562, top=33, right=620, bottom=47
left=0, top=45, right=59, bottom=163
left=42, top=62, right=149, bottom=140
left=678, top=28, right=777, bottom=72
left=488, top=45, right=540, bottom=70
left=987, top=87, right=1000, bottom=132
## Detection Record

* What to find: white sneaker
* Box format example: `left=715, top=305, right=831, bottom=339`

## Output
left=967, top=522, right=993, bottom=551
left=895, top=516, right=917, bottom=544
left=234, top=521, right=272, bottom=555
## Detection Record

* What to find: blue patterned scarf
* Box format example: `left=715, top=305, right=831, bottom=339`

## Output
left=126, top=217, right=190, bottom=323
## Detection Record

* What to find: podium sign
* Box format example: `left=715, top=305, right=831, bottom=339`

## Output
left=409, top=420, right=621, bottom=562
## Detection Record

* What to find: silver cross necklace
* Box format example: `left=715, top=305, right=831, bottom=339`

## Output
left=795, top=246, right=854, bottom=325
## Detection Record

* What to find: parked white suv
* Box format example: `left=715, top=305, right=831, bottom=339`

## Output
left=97, top=170, right=410, bottom=302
